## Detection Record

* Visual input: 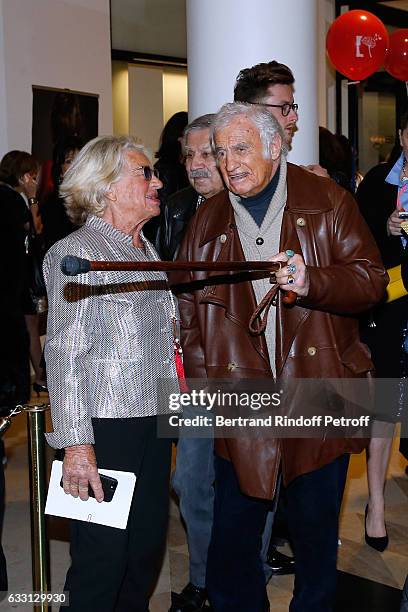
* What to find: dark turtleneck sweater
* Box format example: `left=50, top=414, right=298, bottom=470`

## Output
left=239, top=165, right=280, bottom=227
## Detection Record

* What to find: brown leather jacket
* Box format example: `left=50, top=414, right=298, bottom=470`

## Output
left=174, top=164, right=389, bottom=500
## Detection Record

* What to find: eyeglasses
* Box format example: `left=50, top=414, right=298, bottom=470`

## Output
left=250, top=101, right=299, bottom=117
left=128, top=165, right=160, bottom=181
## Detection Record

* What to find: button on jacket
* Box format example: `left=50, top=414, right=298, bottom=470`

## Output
left=174, top=164, right=388, bottom=500
left=43, top=215, right=179, bottom=449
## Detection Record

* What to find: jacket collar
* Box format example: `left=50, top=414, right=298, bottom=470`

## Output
left=86, top=214, right=134, bottom=246
left=85, top=214, right=154, bottom=251
left=197, top=190, right=234, bottom=246
left=198, top=163, right=334, bottom=246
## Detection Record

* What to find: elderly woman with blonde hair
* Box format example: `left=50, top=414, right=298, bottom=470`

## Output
left=43, top=135, right=180, bottom=612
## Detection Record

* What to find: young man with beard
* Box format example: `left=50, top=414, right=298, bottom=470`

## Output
left=234, top=60, right=328, bottom=177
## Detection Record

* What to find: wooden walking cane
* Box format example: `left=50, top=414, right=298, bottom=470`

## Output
left=60, top=255, right=298, bottom=306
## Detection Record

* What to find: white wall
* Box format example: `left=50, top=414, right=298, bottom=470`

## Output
left=111, top=0, right=187, bottom=58
left=163, top=69, right=188, bottom=124
left=112, top=60, right=129, bottom=135
left=128, top=65, right=163, bottom=158
left=0, top=0, right=112, bottom=156
left=114, top=62, right=188, bottom=156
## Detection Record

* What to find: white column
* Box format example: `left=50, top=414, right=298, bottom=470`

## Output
left=186, top=0, right=318, bottom=164
left=317, top=0, right=336, bottom=133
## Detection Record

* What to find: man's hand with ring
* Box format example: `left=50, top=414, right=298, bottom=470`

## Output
left=270, top=250, right=309, bottom=297
left=62, top=444, right=104, bottom=502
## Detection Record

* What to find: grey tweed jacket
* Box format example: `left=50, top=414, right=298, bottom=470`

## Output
left=43, top=215, right=179, bottom=449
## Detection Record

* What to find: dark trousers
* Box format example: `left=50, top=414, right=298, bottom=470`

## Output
left=0, top=442, right=7, bottom=592
left=206, top=454, right=349, bottom=612
left=64, top=417, right=171, bottom=612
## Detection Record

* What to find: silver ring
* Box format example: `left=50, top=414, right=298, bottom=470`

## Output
left=287, top=275, right=295, bottom=285
left=287, top=263, right=297, bottom=274
left=285, top=249, right=295, bottom=258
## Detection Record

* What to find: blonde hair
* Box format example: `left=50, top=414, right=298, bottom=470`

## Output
left=60, top=135, right=150, bottom=226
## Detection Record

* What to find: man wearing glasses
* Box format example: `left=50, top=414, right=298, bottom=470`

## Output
left=234, top=60, right=327, bottom=178
left=234, top=61, right=298, bottom=147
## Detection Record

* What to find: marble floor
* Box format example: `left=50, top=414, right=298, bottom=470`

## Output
left=1, top=398, right=407, bottom=611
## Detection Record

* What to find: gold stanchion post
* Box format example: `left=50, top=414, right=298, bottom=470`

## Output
left=26, top=404, right=50, bottom=612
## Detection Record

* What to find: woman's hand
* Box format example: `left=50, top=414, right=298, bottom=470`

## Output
left=387, top=210, right=403, bottom=236
left=20, top=172, right=38, bottom=200
left=62, top=444, right=104, bottom=502
left=29, top=202, right=43, bottom=235
left=270, top=251, right=310, bottom=297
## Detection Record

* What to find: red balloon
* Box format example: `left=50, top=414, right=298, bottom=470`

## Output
left=385, top=29, right=408, bottom=82
left=326, top=10, right=388, bottom=80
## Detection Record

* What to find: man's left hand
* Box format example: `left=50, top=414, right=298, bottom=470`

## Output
left=270, top=251, right=309, bottom=297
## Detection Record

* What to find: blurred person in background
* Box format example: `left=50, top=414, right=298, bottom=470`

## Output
left=144, top=111, right=189, bottom=244
left=41, top=136, right=83, bottom=251
left=154, top=111, right=189, bottom=200
left=319, top=127, right=353, bottom=192
left=356, top=110, right=408, bottom=552
left=0, top=151, right=46, bottom=395
left=0, top=152, right=33, bottom=593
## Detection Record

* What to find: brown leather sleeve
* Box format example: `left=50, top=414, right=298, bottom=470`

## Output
left=171, top=215, right=208, bottom=380
left=298, top=187, right=389, bottom=314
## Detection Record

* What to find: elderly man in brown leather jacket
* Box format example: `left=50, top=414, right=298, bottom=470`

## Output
left=174, top=102, right=388, bottom=612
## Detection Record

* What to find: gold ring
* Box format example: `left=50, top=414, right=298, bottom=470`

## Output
left=287, top=274, right=295, bottom=285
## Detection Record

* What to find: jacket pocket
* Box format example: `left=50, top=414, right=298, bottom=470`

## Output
left=340, top=341, right=374, bottom=375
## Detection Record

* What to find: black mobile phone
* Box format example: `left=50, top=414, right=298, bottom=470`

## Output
left=60, top=474, right=118, bottom=503
left=399, top=211, right=408, bottom=219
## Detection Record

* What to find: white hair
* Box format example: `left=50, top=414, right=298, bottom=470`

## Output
left=181, top=113, right=216, bottom=153
left=210, top=102, right=287, bottom=159
left=60, top=135, right=151, bottom=226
